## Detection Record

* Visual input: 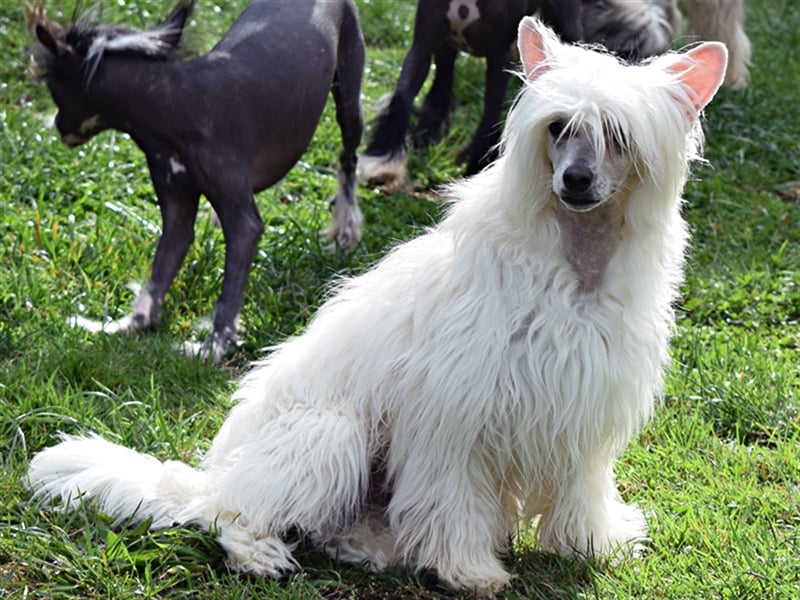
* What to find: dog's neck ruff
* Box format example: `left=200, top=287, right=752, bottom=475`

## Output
left=555, top=197, right=625, bottom=294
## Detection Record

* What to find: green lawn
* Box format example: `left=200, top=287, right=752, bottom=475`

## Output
left=1, top=1, right=798, bottom=598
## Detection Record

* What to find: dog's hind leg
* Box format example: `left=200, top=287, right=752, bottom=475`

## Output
left=327, top=3, right=365, bottom=253
left=358, top=1, right=448, bottom=187
left=412, top=44, right=457, bottom=148
left=182, top=179, right=263, bottom=363
left=209, top=406, right=371, bottom=565
left=461, top=50, right=512, bottom=175
left=536, top=457, right=647, bottom=559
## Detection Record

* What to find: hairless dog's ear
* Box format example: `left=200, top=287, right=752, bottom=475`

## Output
left=35, top=23, right=65, bottom=57
left=517, top=17, right=558, bottom=82
left=159, top=0, right=196, bottom=47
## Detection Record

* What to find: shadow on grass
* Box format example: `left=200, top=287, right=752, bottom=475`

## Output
left=6, top=501, right=601, bottom=600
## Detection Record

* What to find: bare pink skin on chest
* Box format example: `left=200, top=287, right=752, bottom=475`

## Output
left=555, top=198, right=625, bottom=293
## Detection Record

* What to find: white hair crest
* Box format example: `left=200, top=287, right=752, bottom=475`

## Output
left=84, top=25, right=181, bottom=85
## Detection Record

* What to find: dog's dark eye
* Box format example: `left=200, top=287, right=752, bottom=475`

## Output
left=604, top=123, right=628, bottom=151
left=548, top=120, right=566, bottom=137
left=609, top=134, right=626, bottom=151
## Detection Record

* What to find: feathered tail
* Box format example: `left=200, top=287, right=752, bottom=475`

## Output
left=27, top=434, right=211, bottom=529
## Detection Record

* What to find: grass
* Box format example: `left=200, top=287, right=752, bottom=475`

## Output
left=1, top=0, right=798, bottom=598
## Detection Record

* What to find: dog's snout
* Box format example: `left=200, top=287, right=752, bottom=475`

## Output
left=563, top=164, right=594, bottom=194
left=54, top=112, right=68, bottom=136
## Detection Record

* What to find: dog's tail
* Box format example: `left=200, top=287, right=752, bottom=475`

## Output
left=27, top=434, right=210, bottom=529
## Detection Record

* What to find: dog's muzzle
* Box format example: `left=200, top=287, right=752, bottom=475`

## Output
left=558, top=164, right=601, bottom=211
left=560, top=193, right=601, bottom=211
left=61, top=133, right=89, bottom=147
left=58, top=114, right=104, bottom=147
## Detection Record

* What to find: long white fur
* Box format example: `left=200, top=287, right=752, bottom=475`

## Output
left=27, top=18, right=727, bottom=597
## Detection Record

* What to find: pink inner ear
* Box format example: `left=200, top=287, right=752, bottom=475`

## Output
left=668, top=42, right=728, bottom=114
left=518, top=18, right=549, bottom=81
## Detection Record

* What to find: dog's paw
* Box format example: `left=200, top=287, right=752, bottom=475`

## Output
left=356, top=151, right=408, bottom=191
left=176, top=340, right=225, bottom=364
left=68, top=314, right=134, bottom=334
left=438, top=561, right=511, bottom=598
left=327, top=515, right=398, bottom=570
left=324, top=200, right=363, bottom=254
left=219, top=527, right=298, bottom=578
left=68, top=282, right=160, bottom=336
left=175, top=329, right=238, bottom=364
left=538, top=500, right=648, bottom=560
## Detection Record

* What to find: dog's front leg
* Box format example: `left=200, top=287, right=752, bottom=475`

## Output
left=133, top=159, right=201, bottom=331
left=68, top=155, right=201, bottom=336
left=536, top=457, right=647, bottom=559
left=358, top=1, right=447, bottom=187
left=389, top=451, right=511, bottom=595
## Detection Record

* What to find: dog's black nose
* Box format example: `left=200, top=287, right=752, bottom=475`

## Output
left=562, top=164, right=594, bottom=194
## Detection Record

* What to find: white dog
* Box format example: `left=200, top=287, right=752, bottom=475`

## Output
left=27, top=18, right=727, bottom=597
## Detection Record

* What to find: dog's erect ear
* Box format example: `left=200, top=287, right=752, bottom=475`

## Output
left=35, top=23, right=65, bottom=57
left=159, top=0, right=195, bottom=47
left=667, top=42, right=728, bottom=120
left=518, top=17, right=555, bottom=82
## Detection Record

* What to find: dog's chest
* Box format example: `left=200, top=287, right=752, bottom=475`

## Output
left=555, top=201, right=624, bottom=293
left=502, top=288, right=662, bottom=463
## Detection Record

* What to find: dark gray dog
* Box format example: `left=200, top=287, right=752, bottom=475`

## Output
left=33, top=0, right=365, bottom=362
